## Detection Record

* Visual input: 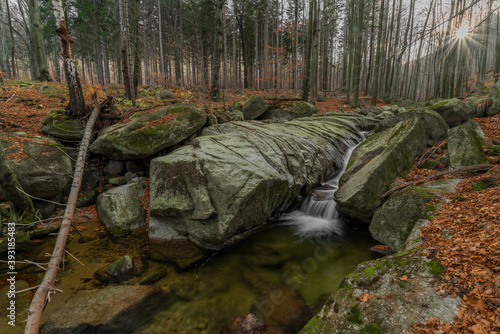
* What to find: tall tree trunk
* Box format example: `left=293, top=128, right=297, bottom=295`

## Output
left=494, top=14, right=500, bottom=83
left=28, top=0, right=50, bottom=80
left=302, top=0, right=316, bottom=101
left=120, top=0, right=134, bottom=100
left=371, top=0, right=385, bottom=106
left=352, top=0, right=364, bottom=107
left=5, top=0, right=16, bottom=78
left=210, top=0, right=225, bottom=100
left=52, top=0, right=86, bottom=118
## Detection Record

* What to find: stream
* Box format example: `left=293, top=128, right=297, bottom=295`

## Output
left=0, top=135, right=378, bottom=334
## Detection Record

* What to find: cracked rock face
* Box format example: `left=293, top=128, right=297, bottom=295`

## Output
left=148, top=116, right=369, bottom=266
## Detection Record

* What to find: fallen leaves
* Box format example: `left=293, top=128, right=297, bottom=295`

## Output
left=359, top=293, right=375, bottom=302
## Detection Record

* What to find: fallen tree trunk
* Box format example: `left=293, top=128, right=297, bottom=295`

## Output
left=381, top=164, right=491, bottom=198
left=24, top=98, right=111, bottom=334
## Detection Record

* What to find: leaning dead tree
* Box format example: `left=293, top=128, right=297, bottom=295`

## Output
left=52, top=0, right=86, bottom=118
left=24, top=98, right=113, bottom=334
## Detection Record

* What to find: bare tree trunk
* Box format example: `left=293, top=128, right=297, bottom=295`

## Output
left=302, top=0, right=316, bottom=101
left=5, top=0, right=16, bottom=78
left=120, top=0, right=134, bottom=100
left=495, top=14, right=500, bottom=83
left=371, top=0, right=386, bottom=106
left=24, top=98, right=109, bottom=334
left=352, top=0, right=364, bottom=107
left=52, top=0, right=86, bottom=118
left=158, top=0, right=165, bottom=81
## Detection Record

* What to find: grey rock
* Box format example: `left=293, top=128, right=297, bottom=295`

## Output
left=81, top=167, right=102, bottom=193
left=427, top=98, right=471, bottom=128
left=103, top=160, right=125, bottom=176
left=0, top=133, right=72, bottom=200
left=96, top=178, right=147, bottom=236
left=448, top=119, right=488, bottom=168
left=487, top=80, right=500, bottom=116
left=91, top=104, right=207, bottom=160
left=41, top=286, right=165, bottom=334
left=149, top=120, right=363, bottom=266
left=156, top=90, right=176, bottom=100
left=259, top=101, right=317, bottom=122
left=41, top=109, right=84, bottom=141
left=301, top=249, right=460, bottom=334
left=242, top=95, right=268, bottom=120
left=375, top=108, right=450, bottom=140
left=76, top=189, right=99, bottom=208
left=335, top=118, right=428, bottom=223
left=370, top=179, right=460, bottom=252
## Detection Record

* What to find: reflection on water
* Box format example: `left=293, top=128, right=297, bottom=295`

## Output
left=137, top=225, right=377, bottom=333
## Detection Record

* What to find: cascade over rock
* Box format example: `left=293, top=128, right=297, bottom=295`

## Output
left=0, top=132, right=72, bottom=200
left=335, top=118, right=427, bottom=223
left=90, top=104, right=207, bottom=160
left=149, top=116, right=367, bottom=267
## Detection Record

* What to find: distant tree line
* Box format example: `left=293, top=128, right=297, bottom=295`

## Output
left=0, top=0, right=498, bottom=104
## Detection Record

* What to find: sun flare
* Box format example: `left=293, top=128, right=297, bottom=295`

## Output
left=455, top=25, right=470, bottom=39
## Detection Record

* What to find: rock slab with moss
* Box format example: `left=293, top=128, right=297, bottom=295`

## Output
left=259, top=101, right=318, bottom=122
left=149, top=117, right=365, bottom=267
left=335, top=118, right=427, bottom=223
left=0, top=133, right=72, bottom=200
left=41, top=285, right=166, bottom=334
left=447, top=119, right=488, bottom=168
left=300, top=249, right=460, bottom=334
left=90, top=104, right=207, bottom=160
left=427, top=98, right=471, bottom=128
left=96, top=177, right=147, bottom=236
left=242, top=95, right=268, bottom=120
left=487, top=80, right=500, bottom=116
left=370, top=179, right=461, bottom=252
left=41, top=109, right=85, bottom=141
left=375, top=108, right=450, bottom=140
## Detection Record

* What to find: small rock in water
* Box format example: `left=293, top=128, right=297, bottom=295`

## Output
left=222, top=314, right=284, bottom=334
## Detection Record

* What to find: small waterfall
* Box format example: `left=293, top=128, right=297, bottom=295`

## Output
left=282, top=134, right=366, bottom=238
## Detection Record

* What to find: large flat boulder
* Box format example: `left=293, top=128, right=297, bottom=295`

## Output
left=149, top=120, right=363, bottom=266
left=335, top=118, right=427, bottom=223
left=448, top=119, right=488, bottom=168
left=0, top=133, right=72, bottom=200
left=375, top=108, right=450, bottom=140
left=90, top=104, right=207, bottom=160
left=370, top=179, right=460, bottom=252
left=300, top=249, right=460, bottom=334
left=427, top=98, right=471, bottom=128
left=41, top=286, right=166, bottom=334
left=96, top=177, right=147, bottom=236
left=259, top=101, right=317, bottom=122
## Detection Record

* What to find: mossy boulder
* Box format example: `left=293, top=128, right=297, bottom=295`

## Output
left=41, top=109, right=85, bottom=141
left=96, top=178, right=147, bottom=236
left=149, top=120, right=363, bottom=266
left=0, top=133, right=72, bottom=200
left=212, top=110, right=244, bottom=123
left=487, top=80, right=500, bottom=116
left=90, top=104, right=207, bottom=160
left=259, top=101, right=318, bottom=122
left=300, top=249, right=460, bottom=334
left=427, top=98, right=471, bottom=128
left=335, top=118, right=427, bottom=223
left=242, top=95, right=268, bottom=120
left=155, top=90, right=176, bottom=100
left=448, top=119, right=488, bottom=168
left=375, top=108, right=450, bottom=140
left=370, top=179, right=461, bottom=252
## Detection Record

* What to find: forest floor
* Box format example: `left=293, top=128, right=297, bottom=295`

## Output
left=0, top=79, right=499, bottom=333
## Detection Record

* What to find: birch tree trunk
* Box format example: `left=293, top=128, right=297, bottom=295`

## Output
left=52, top=0, right=86, bottom=118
